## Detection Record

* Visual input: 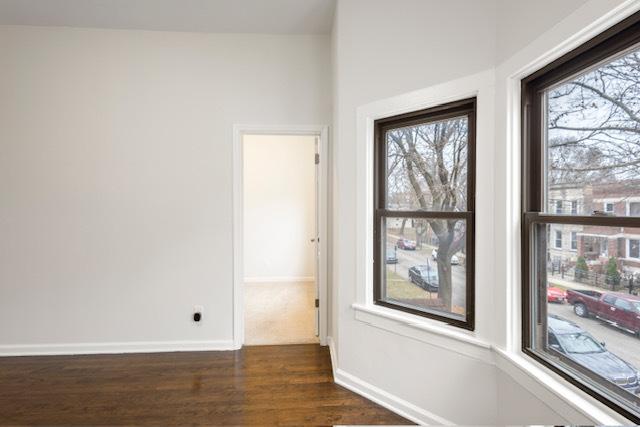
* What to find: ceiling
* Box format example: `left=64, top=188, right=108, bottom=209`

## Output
left=0, top=0, right=336, bottom=34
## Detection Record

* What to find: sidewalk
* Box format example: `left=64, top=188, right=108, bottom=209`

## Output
left=548, top=274, right=629, bottom=294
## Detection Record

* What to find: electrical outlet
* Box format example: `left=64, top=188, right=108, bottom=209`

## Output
left=193, top=305, right=203, bottom=323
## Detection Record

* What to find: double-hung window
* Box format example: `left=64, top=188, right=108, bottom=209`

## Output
left=522, top=13, right=640, bottom=421
left=373, top=98, right=476, bottom=330
left=571, top=201, right=578, bottom=215
left=555, top=230, right=562, bottom=249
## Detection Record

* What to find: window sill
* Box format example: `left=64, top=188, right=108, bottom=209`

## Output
left=352, top=303, right=492, bottom=363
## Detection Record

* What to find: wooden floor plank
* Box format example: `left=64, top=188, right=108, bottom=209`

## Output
left=0, top=344, right=413, bottom=426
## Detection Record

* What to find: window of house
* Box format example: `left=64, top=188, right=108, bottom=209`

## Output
left=605, top=202, right=615, bottom=213
left=555, top=230, right=562, bottom=248
left=629, top=239, right=640, bottom=259
left=571, top=201, right=578, bottom=215
left=522, top=13, right=640, bottom=422
left=555, top=200, right=563, bottom=214
left=629, top=202, right=640, bottom=216
left=373, top=98, right=475, bottom=330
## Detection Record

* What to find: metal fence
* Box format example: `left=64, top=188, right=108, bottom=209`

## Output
left=548, top=263, right=639, bottom=293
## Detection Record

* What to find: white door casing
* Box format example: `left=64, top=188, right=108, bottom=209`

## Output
left=232, top=124, right=329, bottom=348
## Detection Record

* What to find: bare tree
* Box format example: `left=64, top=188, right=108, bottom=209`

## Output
left=387, top=117, right=468, bottom=310
left=548, top=50, right=640, bottom=188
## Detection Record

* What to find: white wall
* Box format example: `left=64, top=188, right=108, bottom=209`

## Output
left=495, top=0, right=590, bottom=64
left=0, top=25, right=330, bottom=352
left=243, top=134, right=316, bottom=281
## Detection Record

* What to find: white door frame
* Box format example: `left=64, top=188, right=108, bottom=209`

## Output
left=232, top=124, right=329, bottom=349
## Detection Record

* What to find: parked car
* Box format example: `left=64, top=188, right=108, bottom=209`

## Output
left=547, top=286, right=567, bottom=303
left=396, top=238, right=416, bottom=250
left=567, top=289, right=640, bottom=336
left=386, top=245, right=398, bottom=264
left=408, top=264, right=439, bottom=292
left=548, top=315, right=640, bottom=394
left=431, top=249, right=460, bottom=265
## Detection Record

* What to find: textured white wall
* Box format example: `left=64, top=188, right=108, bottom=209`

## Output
left=494, top=0, right=590, bottom=64
left=243, top=134, right=316, bottom=281
left=332, top=0, right=499, bottom=423
left=0, top=25, right=330, bottom=349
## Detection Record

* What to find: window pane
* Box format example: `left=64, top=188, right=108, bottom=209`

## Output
left=386, top=116, right=468, bottom=211
left=531, top=223, right=640, bottom=412
left=381, top=216, right=466, bottom=321
left=545, top=46, right=640, bottom=216
left=630, top=239, right=640, bottom=259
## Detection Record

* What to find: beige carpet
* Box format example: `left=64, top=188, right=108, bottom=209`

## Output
left=244, top=281, right=319, bottom=346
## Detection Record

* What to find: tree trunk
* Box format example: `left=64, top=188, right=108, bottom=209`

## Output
left=435, top=240, right=453, bottom=310
left=399, top=218, right=407, bottom=236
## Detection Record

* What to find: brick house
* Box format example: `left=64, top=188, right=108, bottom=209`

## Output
left=577, top=181, right=640, bottom=274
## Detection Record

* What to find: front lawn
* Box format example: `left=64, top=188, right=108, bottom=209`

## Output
left=384, top=269, right=464, bottom=315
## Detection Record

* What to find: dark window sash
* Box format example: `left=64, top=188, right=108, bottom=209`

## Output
left=373, top=98, right=476, bottom=331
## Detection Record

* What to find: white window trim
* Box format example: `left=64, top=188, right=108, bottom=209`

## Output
left=604, top=202, right=615, bottom=213
left=354, top=69, right=495, bottom=346
left=555, top=230, right=563, bottom=249
left=571, top=200, right=578, bottom=215
left=627, top=238, right=640, bottom=260
left=626, top=200, right=640, bottom=216
left=571, top=232, right=578, bottom=251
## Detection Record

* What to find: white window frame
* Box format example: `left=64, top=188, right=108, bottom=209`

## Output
left=556, top=200, right=563, bottom=214
left=627, top=200, right=640, bottom=216
left=555, top=230, right=563, bottom=249
left=628, top=238, right=640, bottom=260
left=605, top=202, right=614, bottom=213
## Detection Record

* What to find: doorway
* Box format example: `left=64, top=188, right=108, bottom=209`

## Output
left=232, top=125, right=328, bottom=348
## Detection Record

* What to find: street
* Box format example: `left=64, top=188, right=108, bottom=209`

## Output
left=548, top=301, right=640, bottom=370
left=385, top=237, right=467, bottom=311
left=386, top=238, right=640, bottom=370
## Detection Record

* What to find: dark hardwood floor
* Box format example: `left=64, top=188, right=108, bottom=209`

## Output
left=0, top=344, right=412, bottom=425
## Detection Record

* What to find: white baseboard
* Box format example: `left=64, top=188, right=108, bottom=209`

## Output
left=0, top=339, right=235, bottom=357
left=244, top=276, right=314, bottom=283
left=328, top=335, right=451, bottom=425
left=333, top=366, right=454, bottom=426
